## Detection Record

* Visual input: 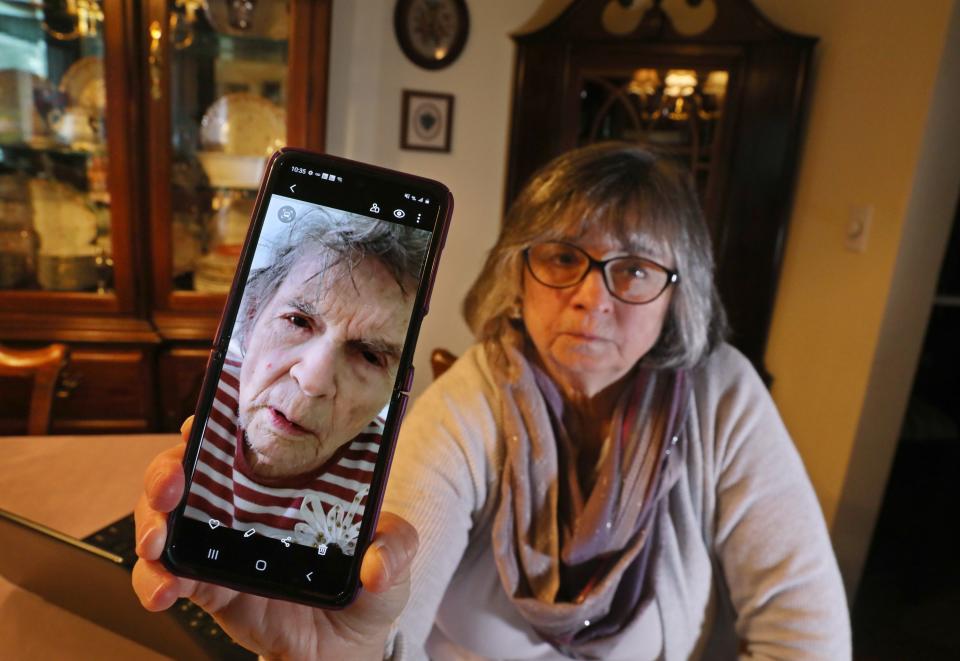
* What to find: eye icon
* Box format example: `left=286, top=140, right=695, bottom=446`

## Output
left=393, top=209, right=406, bottom=219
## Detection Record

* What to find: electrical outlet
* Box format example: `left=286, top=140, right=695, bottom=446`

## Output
left=846, top=205, right=873, bottom=253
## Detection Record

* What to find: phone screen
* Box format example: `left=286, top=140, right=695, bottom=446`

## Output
left=164, top=150, right=450, bottom=607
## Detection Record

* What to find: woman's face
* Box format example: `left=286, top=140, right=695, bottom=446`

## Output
left=522, top=230, right=674, bottom=399
left=238, top=255, right=410, bottom=478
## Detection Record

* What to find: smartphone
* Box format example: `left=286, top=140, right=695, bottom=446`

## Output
left=162, top=148, right=452, bottom=608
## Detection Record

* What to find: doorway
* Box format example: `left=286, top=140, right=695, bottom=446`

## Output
left=851, top=197, right=960, bottom=659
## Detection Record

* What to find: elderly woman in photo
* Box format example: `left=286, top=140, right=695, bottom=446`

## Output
left=133, top=143, right=850, bottom=660
left=185, top=209, right=428, bottom=556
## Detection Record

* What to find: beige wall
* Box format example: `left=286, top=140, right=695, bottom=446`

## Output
left=759, top=0, right=954, bottom=524
left=758, top=0, right=960, bottom=592
left=327, top=0, right=960, bottom=595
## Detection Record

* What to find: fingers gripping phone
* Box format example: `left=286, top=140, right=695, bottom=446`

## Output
left=162, top=149, right=452, bottom=608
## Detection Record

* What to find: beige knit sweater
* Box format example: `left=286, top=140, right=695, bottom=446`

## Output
left=383, top=343, right=851, bottom=660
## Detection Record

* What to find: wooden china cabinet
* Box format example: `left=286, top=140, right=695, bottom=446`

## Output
left=506, top=0, right=816, bottom=382
left=0, top=0, right=330, bottom=434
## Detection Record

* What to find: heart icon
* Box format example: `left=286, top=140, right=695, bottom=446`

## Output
left=419, top=112, right=437, bottom=131
left=208, top=518, right=221, bottom=530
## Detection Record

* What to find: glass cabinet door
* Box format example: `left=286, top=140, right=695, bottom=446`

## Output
left=578, top=66, right=731, bottom=229
left=0, top=0, right=113, bottom=294
left=157, top=0, right=289, bottom=296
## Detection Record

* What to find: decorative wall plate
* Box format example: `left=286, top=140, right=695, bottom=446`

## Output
left=199, top=92, right=286, bottom=156
left=202, top=0, right=289, bottom=39
left=394, top=0, right=469, bottom=70
left=196, top=152, right=267, bottom=190
left=59, top=56, right=105, bottom=112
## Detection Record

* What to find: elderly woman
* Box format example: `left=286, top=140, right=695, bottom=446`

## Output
left=184, top=209, right=427, bottom=554
left=134, top=143, right=850, bottom=660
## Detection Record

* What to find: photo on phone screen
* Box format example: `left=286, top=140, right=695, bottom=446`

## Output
left=182, top=191, right=432, bottom=559
left=163, top=151, right=450, bottom=608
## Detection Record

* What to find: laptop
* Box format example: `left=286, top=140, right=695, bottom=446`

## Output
left=0, top=507, right=254, bottom=661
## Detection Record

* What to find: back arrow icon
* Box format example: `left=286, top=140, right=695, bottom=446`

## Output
left=290, top=184, right=296, bottom=192
left=305, top=571, right=313, bottom=582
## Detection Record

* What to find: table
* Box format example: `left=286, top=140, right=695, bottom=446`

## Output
left=0, top=434, right=180, bottom=660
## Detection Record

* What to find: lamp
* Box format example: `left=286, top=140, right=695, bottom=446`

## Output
left=698, top=70, right=728, bottom=119
left=662, top=69, right=697, bottom=119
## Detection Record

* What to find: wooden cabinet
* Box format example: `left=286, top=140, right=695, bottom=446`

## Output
left=0, top=0, right=330, bottom=433
left=50, top=347, right=155, bottom=433
left=156, top=345, right=210, bottom=432
left=506, top=0, right=816, bottom=382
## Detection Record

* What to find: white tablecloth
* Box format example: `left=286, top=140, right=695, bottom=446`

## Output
left=0, top=434, right=179, bottom=660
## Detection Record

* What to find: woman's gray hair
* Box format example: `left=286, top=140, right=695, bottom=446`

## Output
left=236, top=208, right=428, bottom=350
left=464, top=142, right=727, bottom=369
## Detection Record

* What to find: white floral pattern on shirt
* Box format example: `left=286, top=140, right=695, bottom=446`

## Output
left=294, top=489, right=369, bottom=556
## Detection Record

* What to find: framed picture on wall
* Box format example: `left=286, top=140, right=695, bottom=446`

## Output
left=400, top=90, right=454, bottom=152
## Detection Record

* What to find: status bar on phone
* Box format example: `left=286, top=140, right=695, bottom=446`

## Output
left=276, top=167, right=440, bottom=232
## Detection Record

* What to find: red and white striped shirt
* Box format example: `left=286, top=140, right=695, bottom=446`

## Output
left=184, top=355, right=382, bottom=555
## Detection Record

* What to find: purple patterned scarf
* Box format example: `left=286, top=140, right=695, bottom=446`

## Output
left=489, top=336, right=690, bottom=659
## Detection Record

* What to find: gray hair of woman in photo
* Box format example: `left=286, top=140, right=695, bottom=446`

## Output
left=235, top=207, right=430, bottom=352
left=464, top=142, right=728, bottom=370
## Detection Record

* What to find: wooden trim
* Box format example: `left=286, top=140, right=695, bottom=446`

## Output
left=49, top=419, right=152, bottom=434
left=145, top=0, right=175, bottom=316
left=0, top=291, right=121, bottom=314
left=0, top=314, right=160, bottom=343
left=166, top=291, right=228, bottom=313
left=307, top=0, right=332, bottom=151
left=288, top=0, right=331, bottom=151
left=287, top=0, right=310, bottom=148
left=102, top=0, right=145, bottom=315
left=513, top=0, right=817, bottom=44
left=69, top=348, right=144, bottom=363
left=151, top=311, right=219, bottom=342
left=165, top=346, right=211, bottom=359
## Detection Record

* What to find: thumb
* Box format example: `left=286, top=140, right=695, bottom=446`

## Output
left=360, top=511, right=419, bottom=593
left=334, top=512, right=418, bottom=640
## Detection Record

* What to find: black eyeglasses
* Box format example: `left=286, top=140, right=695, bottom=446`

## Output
left=523, top=241, right=679, bottom=305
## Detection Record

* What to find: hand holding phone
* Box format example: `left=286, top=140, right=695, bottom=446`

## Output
left=133, top=419, right=419, bottom=659
left=160, top=149, right=450, bottom=610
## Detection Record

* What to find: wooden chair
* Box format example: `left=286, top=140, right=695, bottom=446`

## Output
left=0, top=343, right=68, bottom=435
left=429, top=348, right=458, bottom=380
